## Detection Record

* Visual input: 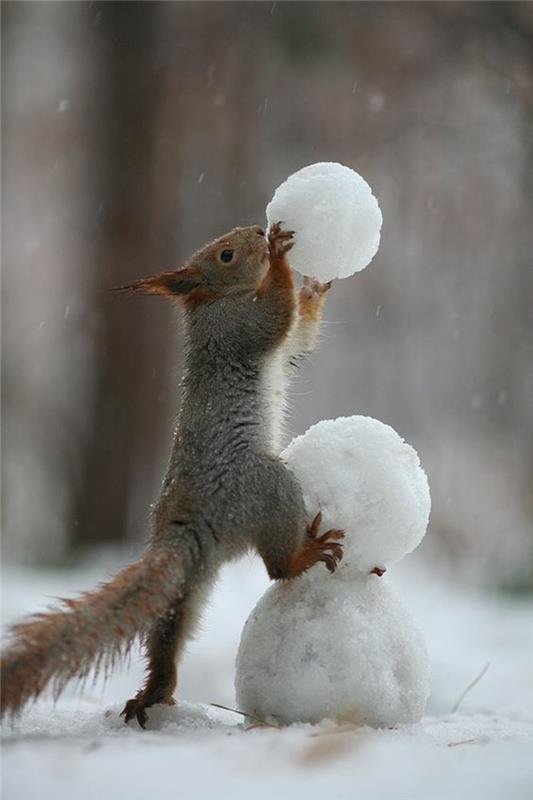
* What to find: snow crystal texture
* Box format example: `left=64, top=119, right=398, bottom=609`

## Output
left=266, top=162, right=383, bottom=282
left=235, top=574, right=430, bottom=727
left=281, top=415, right=431, bottom=576
left=4, top=562, right=533, bottom=800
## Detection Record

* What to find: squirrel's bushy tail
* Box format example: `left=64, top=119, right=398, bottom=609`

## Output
left=1, top=546, right=186, bottom=717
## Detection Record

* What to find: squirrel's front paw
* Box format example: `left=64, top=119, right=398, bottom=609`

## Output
left=300, top=276, right=332, bottom=300
left=121, top=689, right=175, bottom=729
left=268, top=222, right=295, bottom=259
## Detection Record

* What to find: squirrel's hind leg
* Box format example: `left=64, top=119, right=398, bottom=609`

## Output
left=256, top=463, right=344, bottom=581
left=285, top=512, right=344, bottom=578
left=262, top=511, right=344, bottom=581
left=121, top=610, right=180, bottom=728
left=121, top=581, right=211, bottom=728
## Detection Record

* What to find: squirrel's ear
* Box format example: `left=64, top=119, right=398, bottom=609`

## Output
left=114, top=266, right=205, bottom=298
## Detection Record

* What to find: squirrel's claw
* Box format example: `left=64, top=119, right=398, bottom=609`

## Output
left=121, top=692, right=175, bottom=729
left=306, top=513, right=344, bottom=574
left=268, top=222, right=295, bottom=259
left=279, top=512, right=344, bottom=578
left=121, top=696, right=149, bottom=728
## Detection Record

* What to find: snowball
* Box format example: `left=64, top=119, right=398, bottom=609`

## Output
left=235, top=574, right=430, bottom=727
left=281, top=416, right=430, bottom=577
left=266, top=162, right=383, bottom=282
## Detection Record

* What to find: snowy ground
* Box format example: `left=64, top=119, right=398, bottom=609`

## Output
left=2, top=552, right=533, bottom=800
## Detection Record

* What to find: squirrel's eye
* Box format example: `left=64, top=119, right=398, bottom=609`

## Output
left=219, top=249, right=234, bottom=264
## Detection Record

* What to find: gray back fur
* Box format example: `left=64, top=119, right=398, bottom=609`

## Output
left=153, top=292, right=306, bottom=579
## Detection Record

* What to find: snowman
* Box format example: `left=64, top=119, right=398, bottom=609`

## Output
left=235, top=415, right=431, bottom=727
left=235, top=164, right=431, bottom=727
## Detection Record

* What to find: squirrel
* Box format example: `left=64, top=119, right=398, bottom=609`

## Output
left=0, top=222, right=343, bottom=727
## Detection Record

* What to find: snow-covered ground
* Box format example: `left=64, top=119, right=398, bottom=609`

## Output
left=2, top=552, right=533, bottom=800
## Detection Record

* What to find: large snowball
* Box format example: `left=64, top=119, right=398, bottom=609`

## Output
left=265, top=162, right=383, bottom=282
left=281, top=416, right=430, bottom=577
left=235, top=575, right=430, bottom=727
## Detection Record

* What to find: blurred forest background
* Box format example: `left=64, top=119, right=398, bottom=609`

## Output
left=2, top=1, right=533, bottom=591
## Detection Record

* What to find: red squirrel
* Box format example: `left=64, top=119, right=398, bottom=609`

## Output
left=1, top=223, right=343, bottom=727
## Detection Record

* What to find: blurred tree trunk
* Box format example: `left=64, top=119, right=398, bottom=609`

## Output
left=71, top=3, right=172, bottom=552
left=2, top=1, right=100, bottom=563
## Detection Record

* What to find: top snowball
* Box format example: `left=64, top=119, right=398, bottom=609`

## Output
left=266, top=162, right=383, bottom=283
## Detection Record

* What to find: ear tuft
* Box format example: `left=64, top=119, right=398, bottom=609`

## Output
left=113, top=266, right=205, bottom=298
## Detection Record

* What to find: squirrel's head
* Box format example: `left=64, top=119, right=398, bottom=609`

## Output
left=116, top=225, right=269, bottom=308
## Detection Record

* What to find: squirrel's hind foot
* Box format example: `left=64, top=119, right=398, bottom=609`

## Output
left=305, top=511, right=344, bottom=574
left=121, top=690, right=175, bottom=729
left=279, top=512, right=344, bottom=579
